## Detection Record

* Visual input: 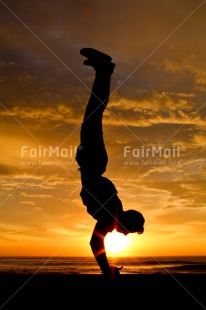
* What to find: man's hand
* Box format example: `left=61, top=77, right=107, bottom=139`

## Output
left=103, top=266, right=123, bottom=283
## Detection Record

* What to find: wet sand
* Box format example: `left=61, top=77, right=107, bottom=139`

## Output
left=0, top=274, right=206, bottom=310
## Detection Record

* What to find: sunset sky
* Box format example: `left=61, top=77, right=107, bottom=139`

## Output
left=0, top=0, right=206, bottom=257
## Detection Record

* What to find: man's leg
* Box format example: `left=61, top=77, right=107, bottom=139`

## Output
left=76, top=48, right=115, bottom=176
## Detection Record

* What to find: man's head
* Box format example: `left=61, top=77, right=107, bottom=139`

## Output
left=117, top=210, right=145, bottom=235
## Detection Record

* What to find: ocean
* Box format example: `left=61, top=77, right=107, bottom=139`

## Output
left=0, top=256, right=206, bottom=274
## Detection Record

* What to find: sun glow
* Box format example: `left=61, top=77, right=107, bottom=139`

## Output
left=104, top=230, right=130, bottom=253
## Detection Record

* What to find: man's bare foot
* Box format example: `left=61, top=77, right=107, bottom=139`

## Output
left=80, top=48, right=112, bottom=62
left=80, top=47, right=115, bottom=73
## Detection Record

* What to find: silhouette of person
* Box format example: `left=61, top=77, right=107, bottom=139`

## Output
left=76, top=48, right=145, bottom=281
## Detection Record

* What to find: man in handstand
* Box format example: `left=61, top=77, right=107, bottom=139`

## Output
left=76, top=48, right=145, bottom=280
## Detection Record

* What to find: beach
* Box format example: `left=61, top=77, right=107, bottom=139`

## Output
left=1, top=274, right=206, bottom=310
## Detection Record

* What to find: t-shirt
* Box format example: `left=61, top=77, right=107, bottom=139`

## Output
left=80, top=176, right=123, bottom=223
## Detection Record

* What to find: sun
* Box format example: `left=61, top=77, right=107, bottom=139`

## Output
left=104, top=229, right=130, bottom=254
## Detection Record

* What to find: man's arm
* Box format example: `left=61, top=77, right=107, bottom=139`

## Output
left=90, top=222, right=122, bottom=281
left=90, top=221, right=110, bottom=273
